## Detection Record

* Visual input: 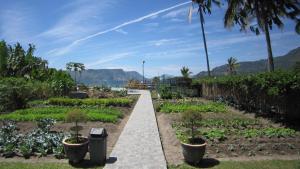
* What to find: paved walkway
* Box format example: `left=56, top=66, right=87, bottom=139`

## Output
left=104, top=90, right=167, bottom=169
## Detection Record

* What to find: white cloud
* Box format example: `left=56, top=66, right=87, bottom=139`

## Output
left=48, top=1, right=191, bottom=57
left=115, top=29, right=128, bottom=35
left=85, top=52, right=133, bottom=68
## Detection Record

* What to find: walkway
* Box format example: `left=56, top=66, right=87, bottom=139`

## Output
left=104, top=90, right=167, bottom=169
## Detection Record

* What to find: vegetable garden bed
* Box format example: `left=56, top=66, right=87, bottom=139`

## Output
left=155, top=99, right=300, bottom=165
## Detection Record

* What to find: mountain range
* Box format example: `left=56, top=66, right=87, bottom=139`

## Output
left=195, top=47, right=300, bottom=77
left=70, top=69, right=145, bottom=87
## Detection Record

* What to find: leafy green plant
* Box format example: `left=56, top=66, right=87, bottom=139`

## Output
left=65, top=110, right=87, bottom=144
left=202, top=129, right=227, bottom=141
left=159, top=102, right=227, bottom=113
left=0, top=107, right=122, bottom=122
left=181, top=110, right=202, bottom=143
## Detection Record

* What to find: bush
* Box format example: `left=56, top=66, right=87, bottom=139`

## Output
left=0, top=78, right=33, bottom=112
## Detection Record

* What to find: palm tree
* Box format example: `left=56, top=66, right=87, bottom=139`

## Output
left=227, top=57, right=239, bottom=75
left=189, top=0, right=221, bottom=77
left=66, top=62, right=85, bottom=85
left=181, top=66, right=192, bottom=78
left=224, top=0, right=300, bottom=72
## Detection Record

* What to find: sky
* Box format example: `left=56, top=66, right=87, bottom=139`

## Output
left=0, top=0, right=299, bottom=77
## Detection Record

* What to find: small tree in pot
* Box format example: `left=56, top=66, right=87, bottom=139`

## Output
left=63, top=110, right=88, bottom=163
left=180, top=110, right=206, bottom=164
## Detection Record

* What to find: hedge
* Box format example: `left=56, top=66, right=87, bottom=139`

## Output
left=194, top=71, right=300, bottom=122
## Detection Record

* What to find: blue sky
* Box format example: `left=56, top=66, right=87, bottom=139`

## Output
left=0, top=0, right=299, bottom=77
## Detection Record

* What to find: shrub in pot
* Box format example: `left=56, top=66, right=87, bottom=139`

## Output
left=63, top=110, right=88, bottom=163
left=180, top=110, right=206, bottom=164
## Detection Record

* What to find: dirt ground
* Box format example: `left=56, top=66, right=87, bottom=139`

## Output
left=156, top=103, right=300, bottom=166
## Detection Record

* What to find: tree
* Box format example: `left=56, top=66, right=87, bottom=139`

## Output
left=189, top=0, right=221, bottom=77
left=224, top=0, right=300, bottom=72
left=0, top=40, right=8, bottom=77
left=66, top=62, right=85, bottom=85
left=181, top=66, right=192, bottom=78
left=227, top=57, right=239, bottom=75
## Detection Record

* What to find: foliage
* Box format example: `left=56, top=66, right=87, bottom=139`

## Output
left=48, top=97, right=133, bottom=107
left=0, top=120, right=65, bottom=159
left=202, top=129, right=227, bottom=141
left=65, top=110, right=87, bottom=143
left=181, top=110, right=202, bottom=141
left=196, top=70, right=300, bottom=121
left=180, top=66, right=192, bottom=78
left=0, top=107, right=122, bottom=122
left=158, top=102, right=227, bottom=113
left=240, top=128, right=296, bottom=138
left=66, top=62, right=85, bottom=85
left=158, top=85, right=173, bottom=99
left=227, top=57, right=239, bottom=75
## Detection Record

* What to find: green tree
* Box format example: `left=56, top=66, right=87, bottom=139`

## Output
left=189, top=0, right=221, bottom=77
left=0, top=40, right=8, bottom=77
left=227, top=57, right=239, bottom=75
left=224, top=0, right=300, bottom=72
left=66, top=62, right=85, bottom=85
left=181, top=66, right=192, bottom=78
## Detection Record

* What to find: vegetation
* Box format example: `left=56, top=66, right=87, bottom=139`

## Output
left=189, top=0, right=221, bottom=76
left=66, top=62, right=85, bottom=85
left=180, top=66, right=192, bottom=78
left=181, top=110, right=202, bottom=143
left=65, top=110, right=87, bottom=143
left=48, top=97, right=133, bottom=107
left=227, top=57, right=239, bottom=75
left=0, top=41, right=75, bottom=112
left=224, top=0, right=300, bottom=72
left=158, top=102, right=227, bottom=113
left=0, top=107, right=122, bottom=122
left=0, top=162, right=104, bottom=169
left=0, top=120, right=65, bottom=159
left=169, top=160, right=300, bottom=169
left=195, top=70, right=300, bottom=121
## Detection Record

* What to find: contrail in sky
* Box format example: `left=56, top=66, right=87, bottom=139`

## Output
left=50, top=1, right=191, bottom=56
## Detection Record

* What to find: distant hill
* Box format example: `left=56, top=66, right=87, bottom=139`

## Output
left=69, top=69, right=145, bottom=87
left=195, top=47, right=300, bottom=77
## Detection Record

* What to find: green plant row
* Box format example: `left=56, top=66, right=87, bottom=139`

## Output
left=158, top=102, right=227, bottom=113
left=199, top=118, right=260, bottom=128
left=0, top=107, right=123, bottom=123
left=48, top=97, right=133, bottom=107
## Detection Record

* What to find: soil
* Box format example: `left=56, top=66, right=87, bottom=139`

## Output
left=155, top=99, right=300, bottom=166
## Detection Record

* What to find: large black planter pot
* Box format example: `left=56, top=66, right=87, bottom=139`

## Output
left=181, top=138, right=207, bottom=164
left=63, top=137, right=89, bottom=163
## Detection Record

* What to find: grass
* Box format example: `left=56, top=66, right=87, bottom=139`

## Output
left=0, top=162, right=103, bottom=169
left=47, top=97, right=133, bottom=107
left=169, top=160, right=300, bottom=169
left=0, top=107, right=122, bottom=122
left=159, top=102, right=227, bottom=113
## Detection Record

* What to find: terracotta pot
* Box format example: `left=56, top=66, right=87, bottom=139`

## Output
left=181, top=138, right=207, bottom=164
left=63, top=136, right=89, bottom=163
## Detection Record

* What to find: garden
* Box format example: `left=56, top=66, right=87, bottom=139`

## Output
left=0, top=41, right=137, bottom=164
left=154, top=97, right=300, bottom=167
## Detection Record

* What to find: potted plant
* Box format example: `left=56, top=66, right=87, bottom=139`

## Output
left=63, top=110, right=88, bottom=163
left=180, top=110, right=206, bottom=164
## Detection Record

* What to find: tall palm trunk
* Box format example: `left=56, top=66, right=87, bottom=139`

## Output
left=199, top=6, right=211, bottom=77
left=264, top=22, right=274, bottom=72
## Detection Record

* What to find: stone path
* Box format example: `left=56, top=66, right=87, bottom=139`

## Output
left=104, top=90, right=167, bottom=169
